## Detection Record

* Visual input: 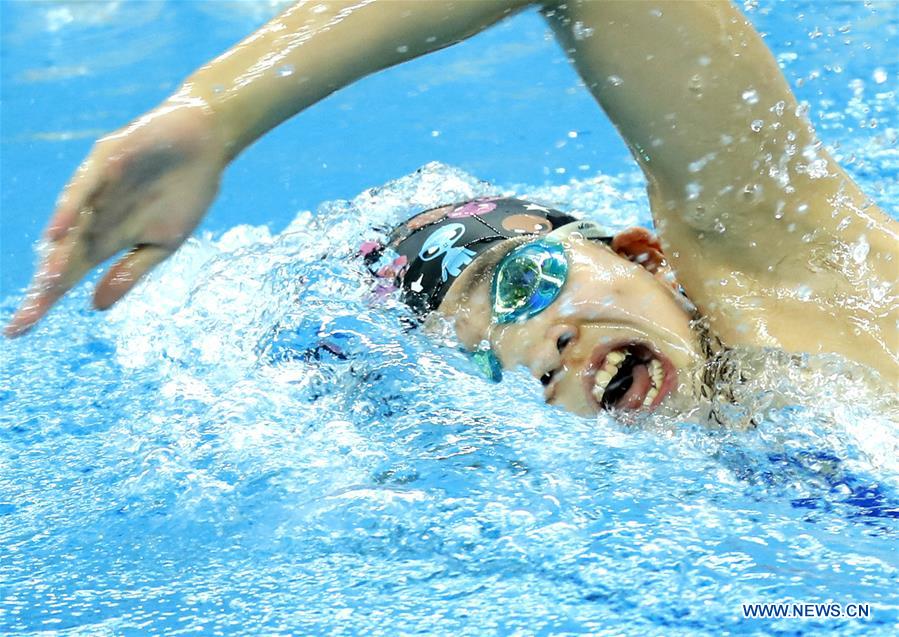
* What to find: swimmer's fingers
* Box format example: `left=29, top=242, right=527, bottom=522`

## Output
left=93, top=244, right=171, bottom=310
left=4, top=229, right=98, bottom=338
left=8, top=104, right=223, bottom=337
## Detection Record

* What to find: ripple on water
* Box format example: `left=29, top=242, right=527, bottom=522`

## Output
left=2, top=161, right=898, bottom=635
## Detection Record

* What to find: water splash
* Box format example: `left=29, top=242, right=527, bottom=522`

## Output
left=3, top=161, right=898, bottom=636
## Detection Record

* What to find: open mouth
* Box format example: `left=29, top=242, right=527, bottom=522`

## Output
left=581, top=341, right=677, bottom=411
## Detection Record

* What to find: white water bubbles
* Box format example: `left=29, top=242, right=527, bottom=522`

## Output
left=572, top=21, right=594, bottom=41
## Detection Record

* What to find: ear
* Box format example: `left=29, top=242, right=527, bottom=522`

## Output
left=611, top=227, right=667, bottom=274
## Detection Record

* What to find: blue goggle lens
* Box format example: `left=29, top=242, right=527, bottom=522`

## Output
left=491, top=240, right=567, bottom=324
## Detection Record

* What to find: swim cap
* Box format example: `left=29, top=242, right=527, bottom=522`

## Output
left=363, top=197, right=584, bottom=315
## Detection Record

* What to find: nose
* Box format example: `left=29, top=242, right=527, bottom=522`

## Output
left=528, top=323, right=579, bottom=382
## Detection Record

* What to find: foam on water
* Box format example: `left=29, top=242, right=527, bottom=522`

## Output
left=2, top=0, right=899, bottom=633
left=2, top=161, right=897, bottom=635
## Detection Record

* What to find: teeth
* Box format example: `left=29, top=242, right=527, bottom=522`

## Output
left=644, top=359, right=665, bottom=408
left=592, top=350, right=667, bottom=409
left=593, top=348, right=627, bottom=399
left=594, top=369, right=614, bottom=397
left=649, top=359, right=663, bottom=387
left=600, top=349, right=626, bottom=375
left=605, top=350, right=626, bottom=365
left=643, top=386, right=659, bottom=407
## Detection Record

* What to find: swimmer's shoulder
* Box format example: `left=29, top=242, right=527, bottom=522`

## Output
left=654, top=174, right=898, bottom=382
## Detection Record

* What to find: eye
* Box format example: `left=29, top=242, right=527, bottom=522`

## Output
left=556, top=331, right=574, bottom=353
left=491, top=240, right=567, bottom=324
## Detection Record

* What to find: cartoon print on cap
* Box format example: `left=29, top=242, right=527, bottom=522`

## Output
left=406, top=204, right=455, bottom=231
left=501, top=213, right=554, bottom=235
left=418, top=223, right=475, bottom=281
left=449, top=197, right=502, bottom=218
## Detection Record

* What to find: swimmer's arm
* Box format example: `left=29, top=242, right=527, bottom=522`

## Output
left=182, top=0, right=532, bottom=161
left=544, top=1, right=898, bottom=375
left=7, top=0, right=535, bottom=337
left=544, top=1, right=893, bottom=260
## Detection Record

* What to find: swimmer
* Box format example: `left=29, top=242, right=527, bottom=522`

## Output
left=6, top=1, right=897, bottom=417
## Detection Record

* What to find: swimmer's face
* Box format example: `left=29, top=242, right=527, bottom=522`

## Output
left=438, top=228, right=704, bottom=417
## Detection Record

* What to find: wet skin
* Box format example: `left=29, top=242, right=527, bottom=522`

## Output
left=6, top=1, right=896, bottom=388
left=438, top=232, right=705, bottom=417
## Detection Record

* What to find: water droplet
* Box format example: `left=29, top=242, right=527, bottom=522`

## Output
left=425, top=35, right=437, bottom=44
left=607, top=75, right=623, bottom=87
left=572, top=21, right=594, bottom=40
left=397, top=45, right=409, bottom=54
left=431, top=130, right=440, bottom=137
left=277, top=64, right=295, bottom=77
left=873, top=67, right=887, bottom=84
left=777, top=51, right=798, bottom=64
left=750, top=119, right=764, bottom=132
left=742, top=88, right=759, bottom=104
left=795, top=285, right=812, bottom=301
left=851, top=236, right=869, bottom=264
left=742, top=183, right=762, bottom=202
left=688, top=74, right=703, bottom=94
left=567, top=130, right=578, bottom=139
left=807, top=158, right=828, bottom=179
left=688, top=152, right=716, bottom=173
left=686, top=182, right=702, bottom=200
left=649, top=8, right=662, bottom=18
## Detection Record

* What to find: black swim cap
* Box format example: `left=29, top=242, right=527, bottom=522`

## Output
left=363, top=197, right=579, bottom=315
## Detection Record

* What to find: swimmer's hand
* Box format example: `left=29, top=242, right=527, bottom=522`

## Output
left=5, top=100, right=226, bottom=337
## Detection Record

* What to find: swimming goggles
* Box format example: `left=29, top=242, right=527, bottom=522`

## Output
left=490, top=220, right=614, bottom=325
left=472, top=221, right=613, bottom=383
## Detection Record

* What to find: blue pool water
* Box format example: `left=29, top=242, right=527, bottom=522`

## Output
left=1, top=1, right=898, bottom=635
